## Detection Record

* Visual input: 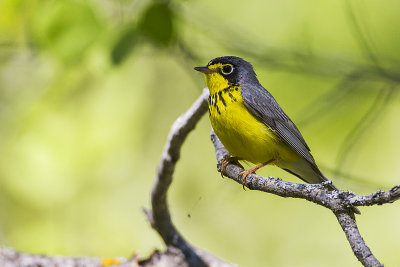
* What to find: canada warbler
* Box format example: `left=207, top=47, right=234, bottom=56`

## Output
left=195, top=56, right=360, bottom=214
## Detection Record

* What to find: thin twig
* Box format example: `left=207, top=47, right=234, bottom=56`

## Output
left=211, top=130, right=398, bottom=267
left=0, top=247, right=137, bottom=267
left=335, top=212, right=381, bottom=267
left=147, top=89, right=235, bottom=267
left=147, top=88, right=208, bottom=266
left=349, top=186, right=400, bottom=206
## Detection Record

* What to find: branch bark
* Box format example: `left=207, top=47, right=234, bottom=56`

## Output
left=146, top=88, right=235, bottom=267
left=2, top=89, right=398, bottom=267
left=0, top=246, right=138, bottom=267
left=147, top=87, right=399, bottom=266
left=211, top=130, right=399, bottom=267
left=0, top=246, right=215, bottom=267
left=145, top=88, right=209, bottom=267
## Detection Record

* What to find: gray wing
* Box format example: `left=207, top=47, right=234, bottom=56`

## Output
left=241, top=84, right=316, bottom=164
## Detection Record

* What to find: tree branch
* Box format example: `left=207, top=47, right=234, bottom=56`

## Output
left=146, top=88, right=234, bottom=267
left=0, top=246, right=224, bottom=267
left=2, top=89, right=398, bottom=267
left=0, top=246, right=137, bottom=267
left=349, top=186, right=400, bottom=206
left=211, top=130, right=399, bottom=267
left=335, top=213, right=380, bottom=267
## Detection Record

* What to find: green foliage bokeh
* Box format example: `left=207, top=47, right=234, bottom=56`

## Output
left=0, top=0, right=399, bottom=266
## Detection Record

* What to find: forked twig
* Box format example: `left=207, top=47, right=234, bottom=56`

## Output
left=2, top=89, right=396, bottom=266
left=212, top=130, right=399, bottom=267
left=147, top=89, right=398, bottom=267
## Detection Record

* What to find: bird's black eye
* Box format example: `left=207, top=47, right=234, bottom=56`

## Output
left=221, top=64, right=234, bottom=75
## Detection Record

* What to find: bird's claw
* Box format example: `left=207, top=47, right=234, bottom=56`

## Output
left=220, top=157, right=243, bottom=177
left=238, top=170, right=253, bottom=190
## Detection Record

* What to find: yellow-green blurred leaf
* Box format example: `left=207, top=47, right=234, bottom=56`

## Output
left=29, top=0, right=103, bottom=64
left=111, top=25, right=140, bottom=65
left=138, top=2, right=174, bottom=46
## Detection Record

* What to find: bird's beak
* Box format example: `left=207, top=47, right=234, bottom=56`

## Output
left=194, top=66, right=216, bottom=74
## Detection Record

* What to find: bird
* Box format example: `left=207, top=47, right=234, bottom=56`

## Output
left=194, top=56, right=360, bottom=214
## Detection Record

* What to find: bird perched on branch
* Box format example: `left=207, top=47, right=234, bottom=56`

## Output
left=194, top=56, right=360, bottom=214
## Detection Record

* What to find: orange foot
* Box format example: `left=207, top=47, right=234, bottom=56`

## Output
left=220, top=157, right=243, bottom=177
left=239, top=159, right=275, bottom=190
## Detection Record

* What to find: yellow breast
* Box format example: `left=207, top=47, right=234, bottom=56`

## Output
left=208, top=86, right=299, bottom=165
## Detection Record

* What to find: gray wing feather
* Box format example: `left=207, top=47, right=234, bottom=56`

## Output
left=241, top=84, right=315, bottom=164
left=241, top=85, right=362, bottom=215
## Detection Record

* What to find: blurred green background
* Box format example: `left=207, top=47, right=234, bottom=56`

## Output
left=1, top=0, right=399, bottom=266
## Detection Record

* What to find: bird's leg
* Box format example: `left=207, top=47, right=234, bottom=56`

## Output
left=220, top=156, right=243, bottom=177
left=239, top=159, right=275, bottom=190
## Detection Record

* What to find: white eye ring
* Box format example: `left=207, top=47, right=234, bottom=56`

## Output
left=221, top=64, right=234, bottom=75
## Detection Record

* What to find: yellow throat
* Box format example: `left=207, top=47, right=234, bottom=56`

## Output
left=205, top=63, right=231, bottom=95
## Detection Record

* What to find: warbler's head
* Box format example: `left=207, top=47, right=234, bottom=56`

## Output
left=194, top=56, right=259, bottom=94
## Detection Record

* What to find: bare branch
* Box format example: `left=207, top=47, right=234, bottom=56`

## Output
left=211, top=129, right=399, bottom=266
left=2, top=89, right=397, bottom=267
left=0, top=246, right=230, bottom=267
left=335, top=213, right=381, bottom=267
left=147, top=88, right=208, bottom=266
left=147, top=88, right=235, bottom=267
left=349, top=186, right=400, bottom=206
left=0, top=246, right=137, bottom=267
